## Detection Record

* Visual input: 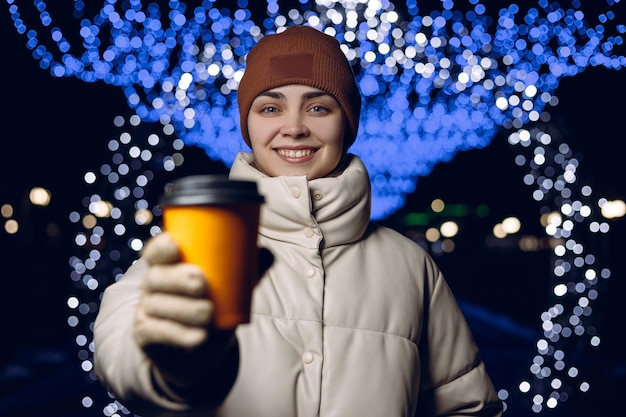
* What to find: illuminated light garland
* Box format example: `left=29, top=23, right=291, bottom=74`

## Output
left=4, top=0, right=623, bottom=415
left=6, top=0, right=625, bottom=218
left=499, top=126, right=613, bottom=413
left=64, top=115, right=617, bottom=416
left=66, top=114, right=191, bottom=414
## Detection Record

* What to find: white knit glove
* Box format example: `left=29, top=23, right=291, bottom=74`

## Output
left=135, top=232, right=213, bottom=349
left=134, top=232, right=235, bottom=391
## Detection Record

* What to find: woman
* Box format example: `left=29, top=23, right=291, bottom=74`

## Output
left=94, top=25, right=502, bottom=417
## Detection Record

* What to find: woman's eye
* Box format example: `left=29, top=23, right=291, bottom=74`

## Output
left=310, top=105, right=328, bottom=113
left=261, top=106, right=279, bottom=114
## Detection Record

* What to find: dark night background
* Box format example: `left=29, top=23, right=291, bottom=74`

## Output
left=1, top=2, right=625, bottom=416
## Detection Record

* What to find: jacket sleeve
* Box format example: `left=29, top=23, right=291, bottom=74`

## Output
left=93, top=259, right=239, bottom=417
left=416, top=258, right=503, bottom=417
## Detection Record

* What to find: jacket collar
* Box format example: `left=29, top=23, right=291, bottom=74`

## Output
left=229, top=152, right=371, bottom=249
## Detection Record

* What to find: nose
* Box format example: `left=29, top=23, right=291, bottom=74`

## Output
left=280, top=112, right=309, bottom=138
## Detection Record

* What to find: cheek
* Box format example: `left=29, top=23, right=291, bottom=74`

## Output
left=247, top=118, right=264, bottom=148
left=329, top=118, right=347, bottom=151
left=247, top=115, right=257, bottom=140
left=247, top=115, right=277, bottom=145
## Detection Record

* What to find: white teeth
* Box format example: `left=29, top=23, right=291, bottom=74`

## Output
left=278, top=149, right=313, bottom=158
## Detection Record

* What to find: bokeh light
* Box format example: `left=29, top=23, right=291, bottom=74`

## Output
left=29, top=186, right=51, bottom=206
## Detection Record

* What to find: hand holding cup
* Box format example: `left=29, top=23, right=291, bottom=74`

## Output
left=134, top=232, right=213, bottom=350
left=133, top=232, right=230, bottom=390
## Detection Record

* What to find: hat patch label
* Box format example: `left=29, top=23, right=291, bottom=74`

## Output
left=270, top=54, right=314, bottom=80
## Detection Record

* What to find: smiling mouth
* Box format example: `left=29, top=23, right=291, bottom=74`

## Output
left=276, top=148, right=316, bottom=158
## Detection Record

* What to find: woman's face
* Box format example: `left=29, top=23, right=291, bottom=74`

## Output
left=247, top=84, right=346, bottom=180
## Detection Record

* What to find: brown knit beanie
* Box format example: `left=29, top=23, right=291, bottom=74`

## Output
left=237, top=26, right=361, bottom=149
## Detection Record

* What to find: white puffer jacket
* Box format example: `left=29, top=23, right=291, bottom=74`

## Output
left=94, top=152, right=502, bottom=417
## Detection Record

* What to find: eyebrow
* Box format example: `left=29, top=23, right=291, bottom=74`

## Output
left=258, top=90, right=332, bottom=101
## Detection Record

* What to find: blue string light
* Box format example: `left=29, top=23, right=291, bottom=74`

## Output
left=7, top=0, right=624, bottom=218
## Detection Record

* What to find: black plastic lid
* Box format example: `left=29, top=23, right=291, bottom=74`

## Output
left=160, top=175, right=264, bottom=206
